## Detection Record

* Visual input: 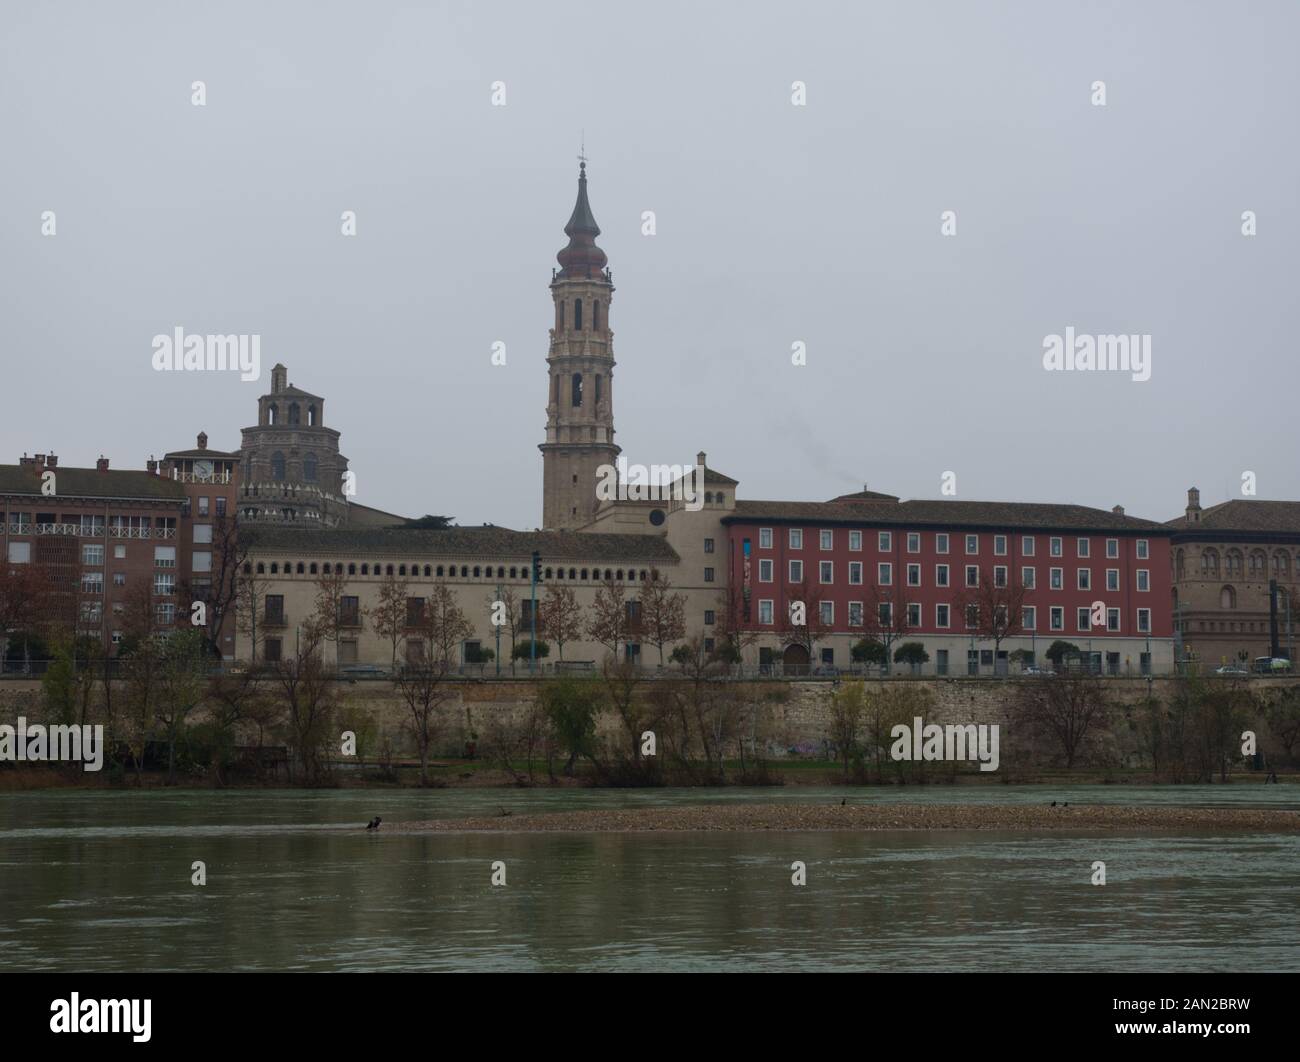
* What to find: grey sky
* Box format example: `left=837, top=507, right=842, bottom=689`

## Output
left=3, top=0, right=1297, bottom=529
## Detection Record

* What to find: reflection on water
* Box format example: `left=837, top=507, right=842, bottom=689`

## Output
left=1, top=787, right=1296, bottom=971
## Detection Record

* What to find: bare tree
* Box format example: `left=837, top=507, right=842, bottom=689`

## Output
left=779, top=578, right=832, bottom=673
left=586, top=578, right=630, bottom=661
left=955, top=572, right=1030, bottom=673
left=310, top=567, right=358, bottom=667
left=155, top=628, right=209, bottom=783
left=713, top=585, right=759, bottom=675
left=863, top=583, right=911, bottom=674
left=540, top=584, right=584, bottom=661
left=180, top=512, right=246, bottom=658
left=1011, top=673, right=1111, bottom=768
left=266, top=621, right=339, bottom=784
left=638, top=569, right=687, bottom=665
left=486, top=585, right=522, bottom=672
left=0, top=560, right=51, bottom=670
left=235, top=564, right=271, bottom=663
left=397, top=583, right=473, bottom=785
left=370, top=570, right=411, bottom=667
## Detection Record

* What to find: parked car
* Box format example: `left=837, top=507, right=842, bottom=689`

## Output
left=1214, top=664, right=1249, bottom=675
left=1022, top=665, right=1055, bottom=676
left=1253, top=657, right=1293, bottom=674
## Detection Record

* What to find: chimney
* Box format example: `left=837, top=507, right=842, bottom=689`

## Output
left=146, top=457, right=158, bottom=475
left=46, top=454, right=58, bottom=469
left=1112, top=505, right=1124, bottom=515
left=96, top=456, right=109, bottom=472
left=696, top=451, right=707, bottom=469
left=271, top=363, right=287, bottom=393
left=197, top=431, right=208, bottom=450
left=33, top=453, right=45, bottom=469
left=1186, top=487, right=1201, bottom=524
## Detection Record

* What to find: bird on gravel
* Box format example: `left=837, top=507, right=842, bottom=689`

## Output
left=841, top=798, right=847, bottom=806
left=1051, top=801, right=1057, bottom=807
left=366, top=816, right=382, bottom=830
left=497, top=807, right=512, bottom=817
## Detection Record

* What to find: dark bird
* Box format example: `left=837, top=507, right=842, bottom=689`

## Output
left=366, top=816, right=382, bottom=831
left=497, top=807, right=512, bottom=818
left=841, top=798, right=847, bottom=806
left=1063, top=803, right=1069, bottom=808
left=1050, top=801, right=1057, bottom=807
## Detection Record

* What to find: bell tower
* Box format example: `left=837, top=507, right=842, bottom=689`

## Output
left=540, top=159, right=619, bottom=530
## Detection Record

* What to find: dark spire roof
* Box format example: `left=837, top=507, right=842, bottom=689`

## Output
left=556, top=161, right=608, bottom=279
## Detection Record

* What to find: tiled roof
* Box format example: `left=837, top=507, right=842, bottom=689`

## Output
left=828, top=489, right=900, bottom=503
left=1169, top=500, right=1300, bottom=535
left=242, top=525, right=681, bottom=563
left=727, top=497, right=1168, bottom=533
left=0, top=465, right=187, bottom=502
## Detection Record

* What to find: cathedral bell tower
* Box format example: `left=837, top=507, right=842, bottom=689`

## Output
left=540, top=160, right=619, bottom=530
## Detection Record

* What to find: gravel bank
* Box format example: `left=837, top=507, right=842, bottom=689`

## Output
left=394, top=803, right=1300, bottom=834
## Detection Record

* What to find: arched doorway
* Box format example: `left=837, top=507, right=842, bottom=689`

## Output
left=782, top=644, right=810, bottom=676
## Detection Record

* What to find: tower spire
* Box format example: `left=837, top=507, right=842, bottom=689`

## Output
left=557, top=154, right=606, bottom=278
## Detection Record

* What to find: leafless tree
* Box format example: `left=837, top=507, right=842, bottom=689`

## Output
left=370, top=570, right=412, bottom=667
left=637, top=569, right=687, bottom=665
left=397, top=583, right=472, bottom=785
left=540, top=584, right=584, bottom=661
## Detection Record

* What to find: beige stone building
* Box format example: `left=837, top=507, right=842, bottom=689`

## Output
left=1169, top=489, right=1300, bottom=667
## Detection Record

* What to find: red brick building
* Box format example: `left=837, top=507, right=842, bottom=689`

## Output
left=723, top=494, right=1174, bottom=676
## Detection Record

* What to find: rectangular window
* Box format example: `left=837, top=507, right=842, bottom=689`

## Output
left=82, top=544, right=104, bottom=566
left=1077, top=537, right=1090, bottom=558
left=1136, top=569, right=1150, bottom=592
left=1021, top=536, right=1035, bottom=556
left=1137, top=608, right=1151, bottom=633
left=936, top=603, right=950, bottom=628
left=1050, top=537, right=1062, bottom=557
left=789, top=560, right=803, bottom=583
left=965, top=565, right=979, bottom=587
left=819, top=561, right=833, bottom=584
left=155, top=602, right=176, bottom=625
left=194, top=524, right=213, bottom=544
left=1106, top=569, right=1119, bottom=592
left=198, top=496, right=210, bottom=517
left=8, top=541, right=30, bottom=564
left=704, top=567, right=715, bottom=583
left=935, top=533, right=949, bottom=554
left=265, top=595, right=285, bottom=624
left=1107, top=608, right=1120, bottom=632
left=215, top=497, right=226, bottom=517
left=192, top=551, right=212, bottom=573
left=1050, top=567, right=1063, bottom=590
left=81, top=572, right=103, bottom=594
left=1106, top=538, right=1119, bottom=559
left=704, top=610, right=716, bottom=626
left=964, top=603, right=978, bottom=629
left=340, top=595, right=361, bottom=627
left=1136, top=539, right=1149, bottom=560
left=153, top=574, right=175, bottom=596
left=848, top=530, right=862, bottom=551
left=759, top=599, right=774, bottom=625
left=154, top=546, right=176, bottom=568
left=1023, top=605, right=1036, bottom=630
left=993, top=565, right=1008, bottom=588
left=1050, top=606, right=1064, bottom=631
left=703, top=538, right=714, bottom=554
left=759, top=559, right=773, bottom=583
left=1077, top=607, right=1091, bottom=631
left=907, top=532, right=920, bottom=553
left=878, top=531, right=891, bottom=552
left=820, top=529, right=833, bottom=550
left=994, top=535, right=1007, bottom=556
left=759, top=528, right=773, bottom=549
left=1077, top=568, right=1091, bottom=591
left=935, top=563, right=949, bottom=587
left=819, top=601, right=834, bottom=625
left=966, top=534, right=978, bottom=555
left=114, top=544, right=126, bottom=559
left=264, top=638, right=282, bottom=663
left=878, top=602, right=892, bottom=627
left=848, top=561, right=863, bottom=585
left=936, top=649, right=949, bottom=675
left=846, top=600, right=864, bottom=627
left=906, top=603, right=921, bottom=627
left=907, top=563, right=921, bottom=586
left=405, top=597, right=425, bottom=626
left=1022, top=566, right=1035, bottom=589
left=112, top=572, right=126, bottom=587
left=789, top=529, right=803, bottom=549
left=878, top=562, right=892, bottom=585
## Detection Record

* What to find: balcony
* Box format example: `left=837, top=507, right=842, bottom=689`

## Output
left=7, top=523, right=32, bottom=535
left=264, top=611, right=288, bottom=628
left=34, top=523, right=81, bottom=535
left=172, top=470, right=233, bottom=484
left=109, top=527, right=152, bottom=539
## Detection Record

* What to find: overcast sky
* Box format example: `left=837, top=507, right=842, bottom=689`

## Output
left=3, top=0, right=1297, bottom=529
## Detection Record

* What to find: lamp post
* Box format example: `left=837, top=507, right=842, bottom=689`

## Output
left=494, top=582, right=502, bottom=678
left=530, top=552, right=541, bottom=675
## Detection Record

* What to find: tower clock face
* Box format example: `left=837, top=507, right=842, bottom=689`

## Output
left=193, top=459, right=214, bottom=480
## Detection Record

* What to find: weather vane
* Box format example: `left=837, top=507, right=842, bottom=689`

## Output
left=578, top=131, right=587, bottom=171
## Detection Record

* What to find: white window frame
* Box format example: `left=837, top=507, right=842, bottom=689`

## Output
left=966, top=534, right=978, bottom=555
left=1021, top=536, right=1035, bottom=556
left=848, top=561, right=863, bottom=585
left=878, top=531, right=892, bottom=552
left=789, top=528, right=803, bottom=549
left=819, top=560, right=833, bottom=584
left=1050, top=606, right=1064, bottom=631
left=907, top=563, right=921, bottom=587
left=1077, top=568, right=1091, bottom=591
left=936, top=603, right=950, bottom=629
left=935, top=563, right=949, bottom=587
left=1022, top=566, right=1035, bottom=589
left=907, top=532, right=921, bottom=553
left=759, top=599, right=774, bottom=625
left=848, top=530, right=862, bottom=551
left=878, top=562, right=893, bottom=586
left=820, top=529, right=833, bottom=551
left=759, top=558, right=774, bottom=583
left=1136, top=569, right=1150, bottom=592
left=935, top=533, right=949, bottom=554
left=759, top=527, right=773, bottom=549
left=994, top=535, right=1007, bottom=556
left=788, top=559, right=803, bottom=584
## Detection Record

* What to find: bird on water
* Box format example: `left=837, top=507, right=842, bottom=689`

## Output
left=366, top=816, right=382, bottom=831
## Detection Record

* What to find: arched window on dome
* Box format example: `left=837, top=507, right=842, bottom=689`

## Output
left=289, top=403, right=300, bottom=425
left=271, top=452, right=286, bottom=481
